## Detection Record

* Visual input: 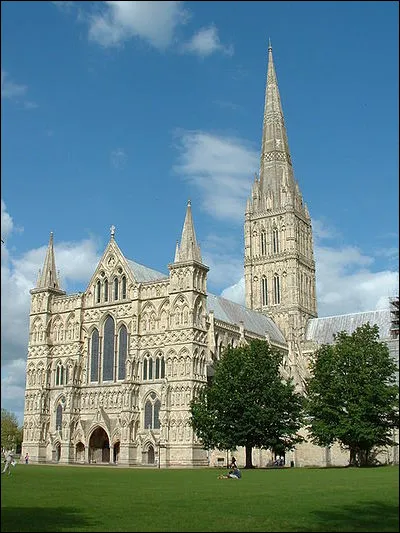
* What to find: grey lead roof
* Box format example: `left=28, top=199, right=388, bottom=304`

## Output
left=207, top=293, right=286, bottom=344
left=126, top=260, right=168, bottom=282
left=306, top=309, right=392, bottom=345
left=125, top=258, right=286, bottom=343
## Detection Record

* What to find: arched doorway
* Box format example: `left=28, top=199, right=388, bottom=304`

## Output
left=89, top=427, right=110, bottom=464
left=55, top=443, right=61, bottom=462
left=76, top=442, right=85, bottom=463
left=113, top=441, right=120, bottom=464
left=147, top=444, right=155, bottom=465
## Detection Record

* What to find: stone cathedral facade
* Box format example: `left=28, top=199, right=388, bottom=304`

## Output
left=22, top=44, right=398, bottom=468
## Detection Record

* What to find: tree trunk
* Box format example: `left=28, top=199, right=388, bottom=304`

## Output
left=245, top=445, right=254, bottom=468
left=349, top=447, right=358, bottom=466
left=359, top=449, right=370, bottom=467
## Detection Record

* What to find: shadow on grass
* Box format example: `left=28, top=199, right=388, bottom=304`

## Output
left=297, top=501, right=399, bottom=532
left=1, top=506, right=93, bottom=532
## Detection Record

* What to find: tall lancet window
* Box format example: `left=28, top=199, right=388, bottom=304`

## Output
left=118, top=325, right=127, bottom=380
left=114, top=278, right=119, bottom=301
left=90, top=329, right=99, bottom=382
left=261, top=276, right=268, bottom=306
left=96, top=281, right=101, bottom=303
left=103, top=315, right=115, bottom=381
left=260, top=230, right=267, bottom=256
left=272, top=227, right=279, bottom=254
left=273, top=274, right=281, bottom=304
left=56, top=362, right=65, bottom=386
left=104, top=279, right=109, bottom=302
left=122, top=276, right=127, bottom=299
left=144, top=393, right=161, bottom=430
left=56, top=402, right=63, bottom=431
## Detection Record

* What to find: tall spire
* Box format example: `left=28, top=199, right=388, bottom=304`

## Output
left=177, top=200, right=202, bottom=263
left=36, top=232, right=61, bottom=290
left=259, top=41, right=294, bottom=199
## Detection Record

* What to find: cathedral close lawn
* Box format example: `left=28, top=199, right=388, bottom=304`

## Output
left=1, top=465, right=398, bottom=532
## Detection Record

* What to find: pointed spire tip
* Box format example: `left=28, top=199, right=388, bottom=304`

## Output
left=268, top=37, right=272, bottom=51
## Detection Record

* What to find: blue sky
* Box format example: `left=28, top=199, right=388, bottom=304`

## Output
left=1, top=1, right=398, bottom=423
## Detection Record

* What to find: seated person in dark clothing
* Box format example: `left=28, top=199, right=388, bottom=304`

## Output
left=218, top=467, right=242, bottom=479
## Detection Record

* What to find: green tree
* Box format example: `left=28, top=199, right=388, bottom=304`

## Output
left=305, top=323, right=399, bottom=466
left=1, top=408, right=23, bottom=452
left=190, top=339, right=304, bottom=468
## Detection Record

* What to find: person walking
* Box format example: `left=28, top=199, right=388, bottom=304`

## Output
left=2, top=450, right=16, bottom=476
left=230, top=456, right=237, bottom=469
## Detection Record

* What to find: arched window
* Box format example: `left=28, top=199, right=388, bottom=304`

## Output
left=96, top=281, right=101, bottom=303
left=262, top=276, right=268, bottom=306
left=122, top=276, right=127, bottom=299
left=114, top=278, right=119, bottom=301
left=118, top=325, right=127, bottom=380
left=273, top=274, right=280, bottom=304
left=104, top=280, right=109, bottom=302
left=144, top=393, right=160, bottom=429
left=148, top=358, right=153, bottom=380
left=56, top=362, right=64, bottom=386
left=260, top=230, right=267, bottom=255
left=103, top=316, right=115, bottom=381
left=56, top=403, right=63, bottom=431
left=90, top=329, right=99, bottom=382
left=273, top=227, right=279, bottom=253
left=154, top=355, right=165, bottom=379
left=143, top=358, right=148, bottom=380
left=154, top=399, right=161, bottom=429
left=144, top=400, right=152, bottom=429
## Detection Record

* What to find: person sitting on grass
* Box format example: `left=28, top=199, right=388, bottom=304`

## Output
left=218, top=466, right=242, bottom=479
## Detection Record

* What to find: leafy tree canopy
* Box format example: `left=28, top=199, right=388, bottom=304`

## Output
left=190, top=339, right=304, bottom=467
left=1, top=408, right=23, bottom=452
left=305, top=323, right=399, bottom=466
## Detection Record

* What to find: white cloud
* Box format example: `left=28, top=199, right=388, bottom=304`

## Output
left=54, top=2, right=232, bottom=59
left=111, top=148, right=127, bottom=169
left=314, top=243, right=398, bottom=316
left=1, top=70, right=27, bottom=99
left=213, top=99, right=242, bottom=112
left=1, top=199, right=13, bottom=241
left=87, top=1, right=189, bottom=49
left=174, top=130, right=259, bottom=221
left=23, top=101, right=39, bottom=110
left=1, top=200, right=101, bottom=424
left=311, top=217, right=340, bottom=241
left=51, top=1, right=74, bottom=10
left=182, top=25, right=233, bottom=57
left=221, top=276, right=246, bottom=305
left=1, top=70, right=38, bottom=109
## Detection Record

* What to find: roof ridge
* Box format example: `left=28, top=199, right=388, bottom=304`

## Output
left=310, top=308, right=390, bottom=321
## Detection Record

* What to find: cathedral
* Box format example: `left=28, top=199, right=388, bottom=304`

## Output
left=22, top=43, right=398, bottom=468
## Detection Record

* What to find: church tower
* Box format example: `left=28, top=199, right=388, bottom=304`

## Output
left=166, top=200, right=209, bottom=465
left=25, top=232, right=66, bottom=462
left=244, top=41, right=317, bottom=346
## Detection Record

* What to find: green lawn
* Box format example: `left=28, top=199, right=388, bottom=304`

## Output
left=1, top=465, right=398, bottom=532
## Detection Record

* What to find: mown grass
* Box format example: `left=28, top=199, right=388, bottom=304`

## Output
left=1, top=465, right=398, bottom=532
